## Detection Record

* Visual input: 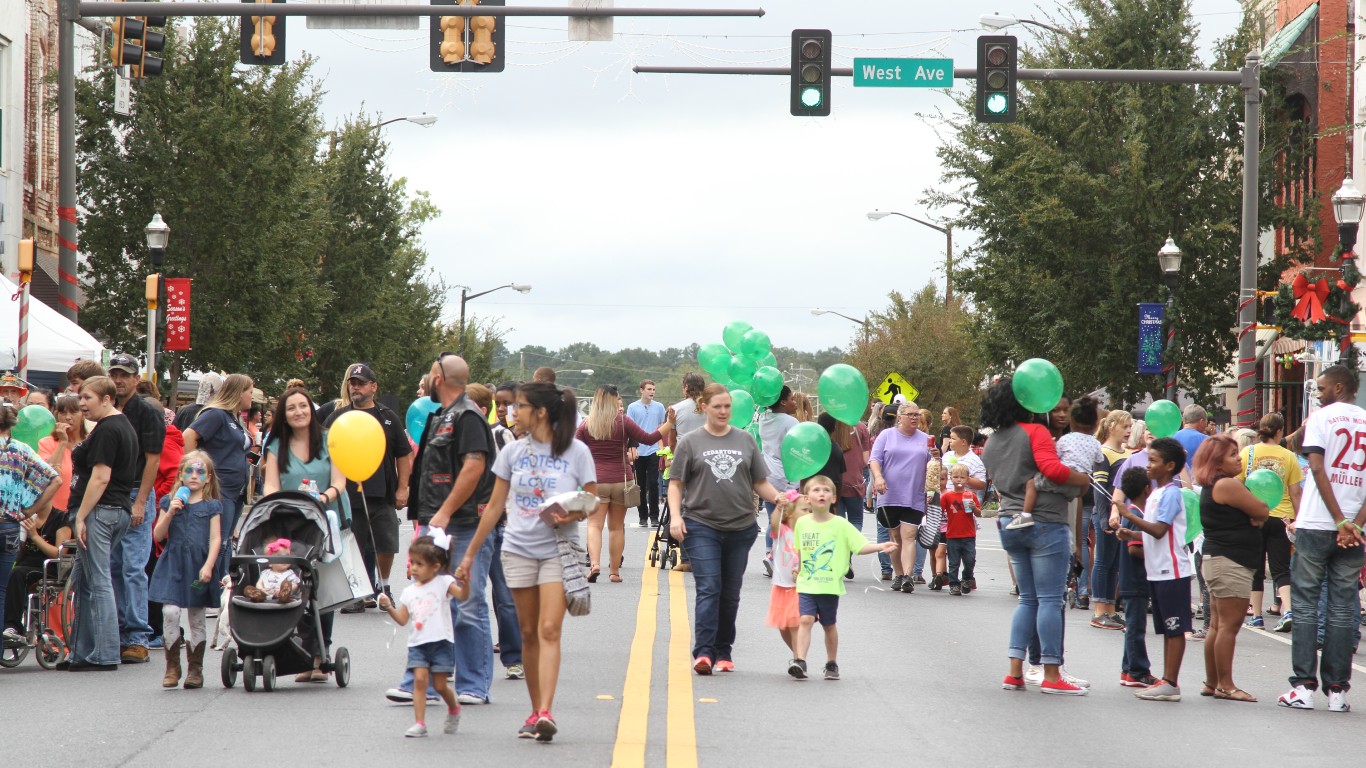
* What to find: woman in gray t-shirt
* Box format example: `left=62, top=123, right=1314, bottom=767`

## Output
left=668, top=384, right=789, bottom=674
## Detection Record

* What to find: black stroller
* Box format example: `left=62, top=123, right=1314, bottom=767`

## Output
left=220, top=491, right=351, bottom=691
left=647, top=496, right=681, bottom=569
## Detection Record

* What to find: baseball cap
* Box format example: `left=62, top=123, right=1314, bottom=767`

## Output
left=109, top=353, right=139, bottom=374
left=0, top=373, right=24, bottom=395
left=346, top=363, right=377, bottom=383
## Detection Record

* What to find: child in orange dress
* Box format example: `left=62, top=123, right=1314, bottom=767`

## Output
left=767, top=490, right=811, bottom=654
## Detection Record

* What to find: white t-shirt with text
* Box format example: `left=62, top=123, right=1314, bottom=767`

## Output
left=1297, top=400, right=1366, bottom=531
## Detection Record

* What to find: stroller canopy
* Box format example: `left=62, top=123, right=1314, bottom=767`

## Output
left=238, top=492, right=334, bottom=560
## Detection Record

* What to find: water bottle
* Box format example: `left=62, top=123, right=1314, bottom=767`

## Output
left=175, top=486, right=191, bottom=505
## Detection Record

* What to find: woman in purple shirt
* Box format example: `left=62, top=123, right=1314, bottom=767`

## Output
left=870, top=401, right=934, bottom=593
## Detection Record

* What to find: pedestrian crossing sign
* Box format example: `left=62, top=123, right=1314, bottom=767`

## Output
left=876, top=373, right=917, bottom=404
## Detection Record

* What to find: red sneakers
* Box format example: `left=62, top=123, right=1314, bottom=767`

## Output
left=715, top=660, right=734, bottom=673
left=693, top=656, right=713, bottom=675
left=1120, top=672, right=1158, bottom=688
left=1001, top=675, right=1025, bottom=691
left=1041, top=678, right=1089, bottom=696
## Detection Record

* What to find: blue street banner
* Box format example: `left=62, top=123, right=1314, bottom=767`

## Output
left=1138, top=303, right=1165, bottom=374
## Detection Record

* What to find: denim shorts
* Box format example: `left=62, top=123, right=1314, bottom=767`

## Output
left=798, top=593, right=839, bottom=627
left=406, top=639, right=455, bottom=674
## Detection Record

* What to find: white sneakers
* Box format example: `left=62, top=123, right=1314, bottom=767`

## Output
left=1023, top=665, right=1090, bottom=689
left=1328, top=689, right=1351, bottom=712
left=1005, top=513, right=1035, bottom=530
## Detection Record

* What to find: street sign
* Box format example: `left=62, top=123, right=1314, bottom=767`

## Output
left=876, top=373, right=918, bottom=404
left=114, top=69, right=132, bottom=116
left=853, top=58, right=952, bottom=88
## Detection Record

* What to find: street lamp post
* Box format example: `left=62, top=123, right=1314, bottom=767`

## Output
left=458, top=283, right=531, bottom=356
left=328, top=113, right=438, bottom=153
left=1332, top=177, right=1364, bottom=370
left=144, top=213, right=170, bottom=385
left=979, top=13, right=1068, bottom=34
left=554, top=368, right=594, bottom=377
left=866, top=210, right=954, bottom=304
left=811, top=308, right=869, bottom=345
left=1157, top=236, right=1182, bottom=403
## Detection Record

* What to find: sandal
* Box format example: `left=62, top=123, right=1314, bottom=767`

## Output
left=1200, top=682, right=1217, bottom=697
left=588, top=567, right=600, bottom=583
left=1214, top=687, right=1257, bottom=702
left=609, top=574, right=622, bottom=583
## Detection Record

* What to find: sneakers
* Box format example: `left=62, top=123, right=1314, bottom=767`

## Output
left=405, top=723, right=428, bottom=738
left=788, top=659, right=808, bottom=680
left=444, top=709, right=461, bottom=734
left=120, top=645, right=149, bottom=664
left=1002, top=675, right=1025, bottom=691
left=693, top=656, right=713, bottom=675
left=715, top=660, right=734, bottom=673
left=1005, top=513, right=1035, bottom=530
left=1061, top=667, right=1091, bottom=688
left=1134, top=680, right=1181, bottom=701
left=2, top=627, right=24, bottom=646
left=385, top=688, right=414, bottom=703
left=963, top=577, right=976, bottom=591
left=518, top=712, right=540, bottom=738
left=928, top=573, right=946, bottom=591
left=1278, top=684, right=1314, bottom=709
left=762, top=559, right=773, bottom=578
left=1328, top=687, right=1351, bottom=713
left=340, top=601, right=366, bottom=614
left=880, top=571, right=893, bottom=581
left=912, top=574, right=927, bottom=585
left=1274, top=611, right=1294, bottom=633
left=890, top=575, right=905, bottom=591
left=1247, top=615, right=1265, bottom=629
left=1189, top=629, right=1208, bottom=641
left=1023, top=665, right=1044, bottom=686
left=535, top=711, right=557, bottom=742
left=1120, top=672, right=1158, bottom=688
left=1009, top=585, right=1020, bottom=597
left=506, top=664, right=525, bottom=680
left=900, top=577, right=915, bottom=594
left=823, top=661, right=839, bottom=681
left=456, top=694, right=488, bottom=705
left=1041, top=678, right=1088, bottom=696
left=1075, top=594, right=1090, bottom=609
left=949, top=583, right=962, bottom=596
left=1090, top=614, right=1124, bottom=631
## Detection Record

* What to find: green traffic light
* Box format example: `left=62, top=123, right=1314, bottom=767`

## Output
left=986, top=93, right=1009, bottom=114
left=800, top=86, right=823, bottom=108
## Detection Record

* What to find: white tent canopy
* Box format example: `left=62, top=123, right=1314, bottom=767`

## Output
left=0, top=275, right=104, bottom=373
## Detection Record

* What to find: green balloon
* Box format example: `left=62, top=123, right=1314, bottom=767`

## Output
left=1146, top=399, right=1182, bottom=439
left=817, top=364, right=869, bottom=426
left=757, top=352, right=778, bottom=370
left=13, top=405, right=55, bottom=450
left=781, top=421, right=832, bottom=483
left=729, top=389, right=757, bottom=427
left=1245, top=468, right=1285, bottom=510
left=722, top=321, right=753, bottom=353
left=1011, top=358, right=1065, bottom=414
left=698, top=343, right=731, bottom=379
left=739, top=329, right=772, bottom=362
left=1181, top=487, right=1202, bottom=545
left=750, top=366, right=785, bottom=407
left=728, top=355, right=757, bottom=383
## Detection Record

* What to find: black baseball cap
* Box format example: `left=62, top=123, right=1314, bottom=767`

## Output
left=346, top=363, right=377, bottom=383
left=109, top=353, right=139, bottom=374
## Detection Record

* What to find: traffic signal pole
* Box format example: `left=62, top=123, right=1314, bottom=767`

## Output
left=635, top=55, right=1263, bottom=427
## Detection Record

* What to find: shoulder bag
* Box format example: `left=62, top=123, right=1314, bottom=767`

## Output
left=622, top=417, right=641, bottom=508
left=556, top=525, right=592, bottom=616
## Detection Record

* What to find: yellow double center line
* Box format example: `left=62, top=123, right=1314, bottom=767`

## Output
left=611, top=539, right=697, bottom=768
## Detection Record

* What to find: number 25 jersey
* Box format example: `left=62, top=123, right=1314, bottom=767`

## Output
left=1297, top=400, right=1366, bottom=531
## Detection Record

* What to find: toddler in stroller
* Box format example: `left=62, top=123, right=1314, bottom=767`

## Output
left=244, top=538, right=300, bottom=603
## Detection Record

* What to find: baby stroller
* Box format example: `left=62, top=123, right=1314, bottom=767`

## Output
left=220, top=491, right=351, bottom=691
left=647, top=497, right=680, bottom=569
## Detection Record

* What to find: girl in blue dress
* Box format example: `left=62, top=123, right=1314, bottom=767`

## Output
left=149, top=450, right=223, bottom=689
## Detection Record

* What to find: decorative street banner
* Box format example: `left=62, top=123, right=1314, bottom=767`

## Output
left=164, top=278, right=192, bottom=351
left=1138, top=303, right=1165, bottom=374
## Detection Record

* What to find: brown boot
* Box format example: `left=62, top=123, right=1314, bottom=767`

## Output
left=184, top=642, right=206, bottom=689
left=161, top=639, right=183, bottom=688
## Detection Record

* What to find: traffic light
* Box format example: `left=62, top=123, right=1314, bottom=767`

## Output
left=790, top=29, right=832, bottom=117
left=111, top=15, right=145, bottom=70
left=240, top=0, right=286, bottom=66
left=975, top=35, right=1017, bottom=123
left=429, top=0, right=506, bottom=73
left=140, top=16, right=167, bottom=77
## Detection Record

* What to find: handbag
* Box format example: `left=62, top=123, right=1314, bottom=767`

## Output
left=917, top=502, right=944, bottom=550
left=555, top=526, right=592, bottom=617
left=622, top=419, right=641, bottom=508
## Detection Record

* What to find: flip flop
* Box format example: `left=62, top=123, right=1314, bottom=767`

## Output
left=1200, top=682, right=1217, bottom=697
left=1215, top=687, right=1257, bottom=702
left=588, top=567, right=600, bottom=583
left=609, top=574, right=622, bottom=583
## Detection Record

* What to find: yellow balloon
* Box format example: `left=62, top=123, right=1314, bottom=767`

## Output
left=327, top=410, right=385, bottom=483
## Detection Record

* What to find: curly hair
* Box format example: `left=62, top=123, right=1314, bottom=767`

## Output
left=978, top=376, right=1033, bottom=430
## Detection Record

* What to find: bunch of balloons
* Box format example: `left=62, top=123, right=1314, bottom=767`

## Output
left=697, top=320, right=783, bottom=429
left=779, top=364, right=871, bottom=483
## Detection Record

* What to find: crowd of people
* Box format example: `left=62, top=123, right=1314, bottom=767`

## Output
left=5, top=351, right=1366, bottom=747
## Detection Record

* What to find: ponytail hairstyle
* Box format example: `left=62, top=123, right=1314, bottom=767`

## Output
left=1095, top=409, right=1132, bottom=445
left=519, top=381, right=578, bottom=457
left=1257, top=412, right=1285, bottom=443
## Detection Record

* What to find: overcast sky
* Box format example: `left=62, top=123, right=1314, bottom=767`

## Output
left=280, top=0, right=1243, bottom=355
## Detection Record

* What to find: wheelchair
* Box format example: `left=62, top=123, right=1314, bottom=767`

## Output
left=1, top=540, right=77, bottom=670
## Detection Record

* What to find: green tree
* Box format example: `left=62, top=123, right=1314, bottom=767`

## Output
left=846, top=285, right=986, bottom=425
left=932, top=0, right=1316, bottom=407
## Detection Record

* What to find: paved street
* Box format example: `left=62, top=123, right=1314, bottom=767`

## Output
left=7, top=520, right=1365, bottom=767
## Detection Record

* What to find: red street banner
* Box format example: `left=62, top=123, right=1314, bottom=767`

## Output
left=164, top=278, right=191, bottom=351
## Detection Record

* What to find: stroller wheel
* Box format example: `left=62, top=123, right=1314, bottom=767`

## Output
left=242, top=657, right=258, bottom=692
left=36, top=630, right=65, bottom=670
left=669, top=549, right=680, bottom=569
left=261, top=655, right=277, bottom=692
left=221, top=646, right=239, bottom=688
left=334, top=647, right=351, bottom=688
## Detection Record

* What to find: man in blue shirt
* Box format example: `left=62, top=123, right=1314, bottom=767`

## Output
left=1172, top=404, right=1208, bottom=470
left=627, top=380, right=666, bottom=527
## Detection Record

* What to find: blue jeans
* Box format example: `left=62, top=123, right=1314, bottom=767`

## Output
left=1316, top=577, right=1363, bottom=648
left=1121, top=592, right=1151, bottom=677
left=1076, top=506, right=1093, bottom=597
left=946, top=538, right=975, bottom=585
left=1001, top=517, right=1070, bottom=666
left=913, top=541, right=927, bottom=577
left=0, top=521, right=19, bottom=628
left=761, top=501, right=775, bottom=555
left=682, top=520, right=758, bottom=662
left=876, top=520, right=892, bottom=574
left=837, top=496, right=864, bottom=533
left=1090, top=506, right=1121, bottom=604
left=70, top=505, right=132, bottom=665
left=397, top=522, right=495, bottom=700
left=1289, top=530, right=1365, bottom=691
left=490, top=522, right=522, bottom=667
left=110, top=488, right=155, bottom=646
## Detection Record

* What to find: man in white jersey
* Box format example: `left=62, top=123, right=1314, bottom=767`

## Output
left=1279, top=365, right=1366, bottom=713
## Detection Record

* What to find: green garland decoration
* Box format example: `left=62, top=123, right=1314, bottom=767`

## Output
left=1272, top=247, right=1361, bottom=349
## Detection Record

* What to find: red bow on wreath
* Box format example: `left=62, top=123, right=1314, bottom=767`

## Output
left=1291, top=273, right=1331, bottom=324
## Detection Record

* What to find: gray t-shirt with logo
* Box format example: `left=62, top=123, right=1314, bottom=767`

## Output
left=673, top=426, right=767, bottom=532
